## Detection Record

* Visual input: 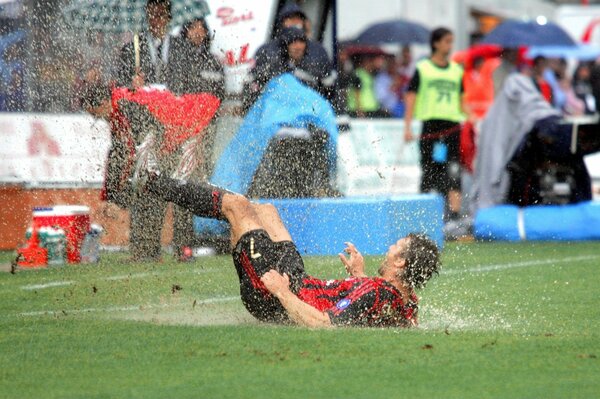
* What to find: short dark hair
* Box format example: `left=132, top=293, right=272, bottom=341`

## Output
left=533, top=55, right=547, bottom=66
left=146, top=0, right=171, bottom=18
left=181, top=17, right=212, bottom=47
left=401, top=233, right=441, bottom=289
left=430, top=27, right=452, bottom=53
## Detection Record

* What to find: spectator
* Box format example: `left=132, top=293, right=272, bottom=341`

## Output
left=473, top=73, right=599, bottom=209
left=347, top=54, right=385, bottom=118
left=116, top=0, right=173, bottom=89
left=115, top=0, right=203, bottom=262
left=404, top=27, right=465, bottom=221
left=81, top=83, right=133, bottom=210
left=492, top=47, right=519, bottom=96
left=529, top=56, right=553, bottom=104
left=248, top=3, right=336, bottom=103
left=375, top=54, right=405, bottom=118
left=333, top=46, right=360, bottom=115
left=543, top=58, right=568, bottom=111
left=169, top=17, right=224, bottom=100
left=572, top=62, right=596, bottom=115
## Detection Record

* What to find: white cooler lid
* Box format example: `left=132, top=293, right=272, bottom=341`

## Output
left=33, top=205, right=90, bottom=216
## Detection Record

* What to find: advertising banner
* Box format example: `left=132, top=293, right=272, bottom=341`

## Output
left=0, top=113, right=110, bottom=187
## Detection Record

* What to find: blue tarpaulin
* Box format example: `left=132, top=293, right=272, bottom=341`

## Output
left=195, top=73, right=339, bottom=235
left=474, top=202, right=600, bottom=241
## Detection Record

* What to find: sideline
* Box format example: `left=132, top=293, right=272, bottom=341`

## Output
left=16, top=266, right=221, bottom=291
left=17, top=296, right=239, bottom=317
left=7, top=254, right=600, bottom=318
left=442, top=254, right=600, bottom=275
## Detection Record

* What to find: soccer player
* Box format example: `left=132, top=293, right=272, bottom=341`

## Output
left=136, top=160, right=441, bottom=328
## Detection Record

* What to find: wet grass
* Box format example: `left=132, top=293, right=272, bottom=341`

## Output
left=1, top=241, right=599, bottom=398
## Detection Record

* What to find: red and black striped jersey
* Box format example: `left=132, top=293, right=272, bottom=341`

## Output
left=297, top=276, right=418, bottom=327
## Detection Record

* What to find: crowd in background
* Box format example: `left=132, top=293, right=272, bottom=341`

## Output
left=1, top=1, right=600, bottom=120
left=2, top=1, right=600, bottom=251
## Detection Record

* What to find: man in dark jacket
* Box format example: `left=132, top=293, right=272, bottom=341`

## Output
left=116, top=0, right=215, bottom=262
left=248, top=3, right=336, bottom=102
left=169, top=17, right=225, bottom=100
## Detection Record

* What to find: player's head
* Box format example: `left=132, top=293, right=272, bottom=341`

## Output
left=430, top=27, right=453, bottom=56
left=81, top=83, right=111, bottom=119
left=380, top=233, right=440, bottom=289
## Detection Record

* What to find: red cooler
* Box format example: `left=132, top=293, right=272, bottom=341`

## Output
left=32, top=206, right=91, bottom=263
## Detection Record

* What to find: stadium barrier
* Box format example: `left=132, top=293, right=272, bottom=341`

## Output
left=474, top=201, right=600, bottom=241
left=195, top=194, right=445, bottom=255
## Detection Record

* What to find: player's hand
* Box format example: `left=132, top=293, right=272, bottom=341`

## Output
left=339, top=242, right=366, bottom=277
left=260, top=270, right=291, bottom=296
left=132, top=71, right=145, bottom=90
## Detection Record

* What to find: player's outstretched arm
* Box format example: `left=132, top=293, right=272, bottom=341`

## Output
left=339, top=242, right=367, bottom=278
left=260, top=270, right=333, bottom=328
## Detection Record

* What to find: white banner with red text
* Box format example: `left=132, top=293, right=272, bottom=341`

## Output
left=0, top=113, right=110, bottom=187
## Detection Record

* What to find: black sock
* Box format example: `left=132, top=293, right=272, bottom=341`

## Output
left=147, top=175, right=231, bottom=220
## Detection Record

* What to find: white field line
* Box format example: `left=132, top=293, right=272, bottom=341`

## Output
left=443, top=254, right=600, bottom=276
left=9, top=254, right=600, bottom=317
left=21, top=281, right=74, bottom=290
left=16, top=296, right=239, bottom=317
left=18, top=266, right=221, bottom=290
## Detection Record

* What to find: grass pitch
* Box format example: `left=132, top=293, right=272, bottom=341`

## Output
left=1, top=241, right=599, bottom=398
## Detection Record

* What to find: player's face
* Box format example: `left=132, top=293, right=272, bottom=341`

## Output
left=378, top=237, right=410, bottom=276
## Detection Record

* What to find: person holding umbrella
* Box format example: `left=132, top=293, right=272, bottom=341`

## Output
left=404, top=27, right=465, bottom=222
left=116, top=0, right=172, bottom=89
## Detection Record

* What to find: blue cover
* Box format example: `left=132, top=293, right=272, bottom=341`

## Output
left=194, top=194, right=445, bottom=255
left=195, top=73, right=338, bottom=236
left=474, top=201, right=600, bottom=241
left=210, top=73, right=338, bottom=193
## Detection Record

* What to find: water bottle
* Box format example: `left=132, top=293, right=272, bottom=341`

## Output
left=46, top=228, right=66, bottom=266
left=81, top=224, right=103, bottom=263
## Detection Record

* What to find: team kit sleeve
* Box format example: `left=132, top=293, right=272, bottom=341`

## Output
left=325, top=282, right=406, bottom=327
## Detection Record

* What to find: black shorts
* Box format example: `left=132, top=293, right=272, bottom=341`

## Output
left=420, top=120, right=462, bottom=194
left=232, top=229, right=306, bottom=323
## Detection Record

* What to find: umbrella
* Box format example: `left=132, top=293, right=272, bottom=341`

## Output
left=63, top=0, right=210, bottom=68
left=353, top=19, right=430, bottom=46
left=526, top=44, right=600, bottom=61
left=62, top=0, right=210, bottom=33
left=480, top=20, right=576, bottom=48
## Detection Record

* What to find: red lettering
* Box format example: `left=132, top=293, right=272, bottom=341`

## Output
left=28, top=121, right=61, bottom=156
left=216, top=7, right=254, bottom=26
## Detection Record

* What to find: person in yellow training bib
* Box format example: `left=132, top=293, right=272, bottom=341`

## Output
left=403, top=27, right=465, bottom=221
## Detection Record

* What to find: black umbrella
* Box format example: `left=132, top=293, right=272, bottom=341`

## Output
left=354, top=19, right=430, bottom=46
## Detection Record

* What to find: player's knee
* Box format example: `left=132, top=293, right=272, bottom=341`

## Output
left=260, top=202, right=279, bottom=216
left=222, top=193, right=251, bottom=215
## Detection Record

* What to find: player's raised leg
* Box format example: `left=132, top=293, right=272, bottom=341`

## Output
left=251, top=203, right=292, bottom=243
left=145, top=174, right=264, bottom=245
